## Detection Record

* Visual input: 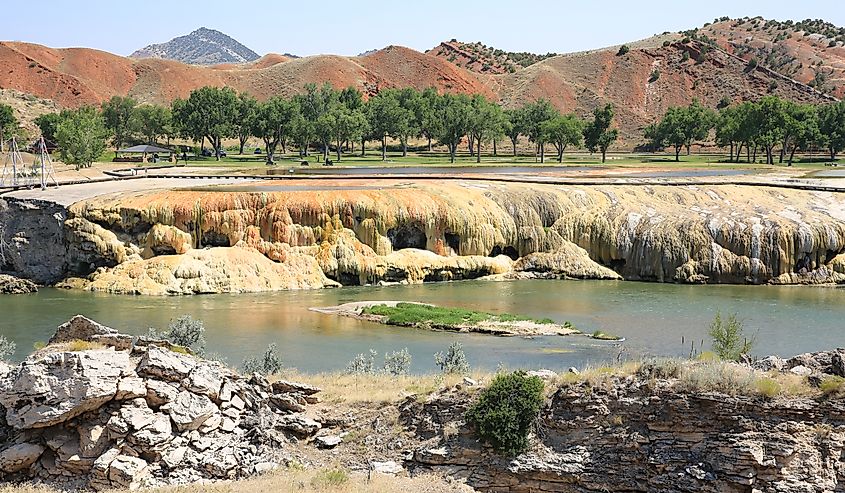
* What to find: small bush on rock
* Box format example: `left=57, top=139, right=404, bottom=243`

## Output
left=435, top=342, right=470, bottom=375
left=0, top=335, right=15, bottom=361
left=466, top=371, right=545, bottom=456
left=242, top=343, right=283, bottom=375
left=616, top=44, right=630, bottom=56
left=150, top=315, right=207, bottom=355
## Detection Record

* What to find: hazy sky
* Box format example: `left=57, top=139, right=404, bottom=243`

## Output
left=4, top=0, right=844, bottom=57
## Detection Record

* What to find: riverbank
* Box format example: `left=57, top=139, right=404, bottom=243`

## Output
left=2, top=316, right=844, bottom=492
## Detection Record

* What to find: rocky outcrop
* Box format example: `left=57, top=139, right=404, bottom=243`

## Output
left=0, top=317, right=324, bottom=490
left=0, top=198, right=67, bottom=284
left=405, top=367, right=845, bottom=492
left=0, top=273, right=37, bottom=294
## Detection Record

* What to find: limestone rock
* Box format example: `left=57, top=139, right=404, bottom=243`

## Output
left=108, top=455, right=149, bottom=489
left=0, top=443, right=45, bottom=472
left=270, top=380, right=322, bottom=396
left=513, top=242, right=622, bottom=280
left=370, top=460, right=404, bottom=475
left=0, top=349, right=129, bottom=429
left=145, top=380, right=180, bottom=407
left=137, top=346, right=196, bottom=382
left=162, top=391, right=217, bottom=432
left=276, top=414, right=321, bottom=436
left=315, top=435, right=342, bottom=449
left=0, top=274, right=38, bottom=294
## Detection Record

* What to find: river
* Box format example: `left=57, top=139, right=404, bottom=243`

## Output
left=1, top=280, right=843, bottom=372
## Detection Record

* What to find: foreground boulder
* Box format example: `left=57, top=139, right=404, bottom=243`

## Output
left=0, top=316, right=323, bottom=490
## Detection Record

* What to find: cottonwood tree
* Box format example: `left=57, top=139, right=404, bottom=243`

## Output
left=250, top=96, right=298, bottom=163
left=234, top=92, right=258, bottom=154
left=435, top=93, right=472, bottom=163
left=416, top=87, right=442, bottom=152
left=647, top=100, right=717, bottom=162
left=522, top=99, right=559, bottom=163
left=134, top=104, right=172, bottom=145
left=34, top=112, right=60, bottom=147
left=171, top=87, right=239, bottom=160
left=819, top=101, right=845, bottom=161
left=504, top=108, right=526, bottom=156
left=0, top=104, right=17, bottom=152
left=367, top=90, right=404, bottom=161
left=55, top=106, right=108, bottom=170
left=320, top=103, right=368, bottom=162
left=467, top=94, right=506, bottom=163
left=101, top=96, right=137, bottom=150
left=541, top=114, right=584, bottom=162
left=583, top=104, right=618, bottom=163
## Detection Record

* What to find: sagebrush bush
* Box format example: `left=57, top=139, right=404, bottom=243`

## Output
left=709, top=312, right=754, bottom=361
left=346, top=349, right=377, bottom=375
left=434, top=342, right=470, bottom=375
left=0, top=335, right=16, bottom=361
left=242, top=343, right=283, bottom=375
left=383, top=348, right=412, bottom=376
left=150, top=315, right=206, bottom=355
left=465, top=371, right=544, bottom=456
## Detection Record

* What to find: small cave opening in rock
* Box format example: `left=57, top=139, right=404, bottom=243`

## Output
left=794, top=254, right=812, bottom=273
left=825, top=248, right=843, bottom=264
left=607, top=258, right=627, bottom=271
left=489, top=245, right=519, bottom=260
left=200, top=231, right=231, bottom=248
left=151, top=245, right=177, bottom=256
left=445, top=233, right=461, bottom=255
left=387, top=223, right=427, bottom=250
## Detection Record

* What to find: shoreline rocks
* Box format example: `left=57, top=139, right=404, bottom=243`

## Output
left=0, top=274, right=38, bottom=294
left=0, top=316, right=324, bottom=490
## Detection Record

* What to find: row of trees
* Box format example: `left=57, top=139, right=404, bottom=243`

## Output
left=647, top=97, right=845, bottom=164
left=169, top=84, right=619, bottom=164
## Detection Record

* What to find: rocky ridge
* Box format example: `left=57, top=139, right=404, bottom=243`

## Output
left=0, top=316, right=324, bottom=490
left=130, top=27, right=260, bottom=65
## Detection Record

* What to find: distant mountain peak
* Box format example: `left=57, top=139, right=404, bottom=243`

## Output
left=130, top=27, right=260, bottom=65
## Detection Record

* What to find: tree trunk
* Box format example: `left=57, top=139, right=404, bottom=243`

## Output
left=449, top=144, right=456, bottom=163
left=468, top=135, right=475, bottom=156
left=512, top=138, right=518, bottom=156
left=476, top=136, right=481, bottom=163
left=381, top=136, right=386, bottom=161
left=540, top=143, right=545, bottom=164
left=336, top=139, right=342, bottom=162
left=493, top=139, right=497, bottom=157
left=214, top=136, right=221, bottom=161
left=361, top=137, right=366, bottom=157
left=686, top=144, right=691, bottom=156
left=428, top=136, right=432, bottom=152
left=675, top=146, right=681, bottom=162
left=729, top=142, right=734, bottom=162
left=788, top=146, right=797, bottom=166
left=239, top=136, right=247, bottom=155
left=601, top=149, right=607, bottom=163
left=402, top=139, right=407, bottom=157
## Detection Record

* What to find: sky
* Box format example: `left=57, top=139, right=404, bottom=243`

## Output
left=3, top=0, right=844, bottom=57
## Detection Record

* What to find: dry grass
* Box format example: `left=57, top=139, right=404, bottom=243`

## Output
left=0, top=469, right=473, bottom=493
left=278, top=371, right=491, bottom=405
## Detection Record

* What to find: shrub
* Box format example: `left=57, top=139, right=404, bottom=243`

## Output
left=434, top=342, right=470, bottom=375
left=820, top=375, right=845, bottom=396
left=746, top=57, right=759, bottom=71
left=616, top=45, right=630, bottom=56
left=679, top=361, right=756, bottom=394
left=649, top=69, right=661, bottom=82
left=709, top=312, right=754, bottom=361
left=681, top=51, right=690, bottom=62
left=383, top=348, right=412, bottom=376
left=662, top=40, right=672, bottom=47
left=346, top=349, right=377, bottom=375
left=152, top=315, right=206, bottom=355
left=310, top=468, right=349, bottom=488
left=242, top=343, right=283, bottom=375
left=466, top=371, right=545, bottom=456
left=0, top=335, right=16, bottom=361
left=755, top=377, right=782, bottom=398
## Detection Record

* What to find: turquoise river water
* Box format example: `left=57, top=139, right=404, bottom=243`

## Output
left=1, top=280, right=843, bottom=372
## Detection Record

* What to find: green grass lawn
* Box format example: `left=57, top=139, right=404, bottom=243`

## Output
left=362, top=303, right=556, bottom=328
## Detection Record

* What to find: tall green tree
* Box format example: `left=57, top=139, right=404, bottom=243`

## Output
left=522, top=99, right=559, bottom=163
left=55, top=106, right=108, bottom=170
left=234, top=92, right=259, bottom=154
left=416, top=87, right=442, bottom=152
left=296, top=83, right=337, bottom=158
left=755, top=96, right=788, bottom=165
left=0, top=104, right=18, bottom=153
left=394, top=88, right=421, bottom=157
left=367, top=90, right=404, bottom=161
left=133, top=104, right=172, bottom=145
left=34, top=112, right=61, bottom=146
left=318, top=103, right=368, bottom=162
left=680, top=99, right=716, bottom=156
left=541, top=114, right=584, bottom=162
left=100, top=96, right=137, bottom=150
left=648, top=101, right=714, bottom=161
left=819, top=101, right=845, bottom=161
left=467, top=95, right=506, bottom=163
left=171, top=86, right=239, bottom=160
left=250, top=96, right=298, bottom=163
left=583, top=104, right=618, bottom=163
left=435, top=93, right=472, bottom=163
left=504, top=108, right=525, bottom=156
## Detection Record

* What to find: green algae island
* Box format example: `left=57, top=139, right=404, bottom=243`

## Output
left=313, top=301, right=623, bottom=339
